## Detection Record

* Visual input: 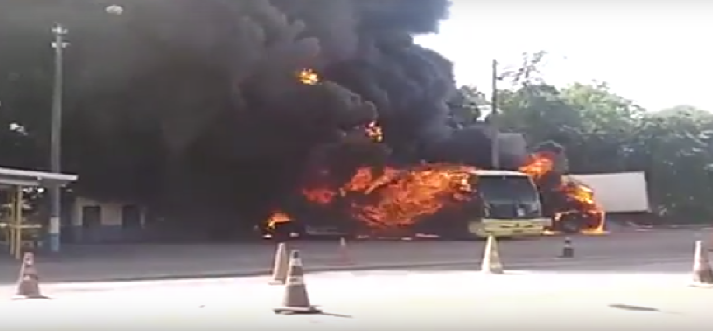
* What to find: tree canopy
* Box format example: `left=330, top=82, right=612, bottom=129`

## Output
left=485, top=78, right=713, bottom=223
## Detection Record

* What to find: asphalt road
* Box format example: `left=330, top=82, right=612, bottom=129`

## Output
left=0, top=268, right=710, bottom=330
left=0, top=228, right=711, bottom=329
left=0, top=228, right=709, bottom=283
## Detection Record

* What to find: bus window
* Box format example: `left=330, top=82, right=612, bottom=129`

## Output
left=478, top=176, right=539, bottom=203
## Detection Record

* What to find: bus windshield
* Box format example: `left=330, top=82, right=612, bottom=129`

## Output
left=477, top=175, right=539, bottom=203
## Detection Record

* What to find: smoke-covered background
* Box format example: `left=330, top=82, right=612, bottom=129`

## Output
left=1, top=0, right=524, bottom=237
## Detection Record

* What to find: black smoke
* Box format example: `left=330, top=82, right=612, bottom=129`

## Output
left=3, top=0, right=517, bottom=236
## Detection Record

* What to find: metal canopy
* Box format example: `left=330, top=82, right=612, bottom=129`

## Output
left=0, top=166, right=77, bottom=187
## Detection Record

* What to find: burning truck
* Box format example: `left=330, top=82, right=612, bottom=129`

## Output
left=518, top=146, right=606, bottom=234
left=263, top=141, right=605, bottom=240
left=262, top=70, right=605, bottom=240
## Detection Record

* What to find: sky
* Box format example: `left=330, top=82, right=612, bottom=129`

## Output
left=415, top=1, right=713, bottom=111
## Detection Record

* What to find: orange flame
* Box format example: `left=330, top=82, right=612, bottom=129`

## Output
left=518, top=151, right=556, bottom=181
left=365, top=121, right=383, bottom=142
left=298, top=68, right=319, bottom=85
left=266, top=211, right=291, bottom=230
left=296, top=68, right=381, bottom=143
left=302, top=164, right=476, bottom=232
left=301, top=187, right=337, bottom=204
left=518, top=151, right=605, bottom=234
left=561, top=178, right=606, bottom=234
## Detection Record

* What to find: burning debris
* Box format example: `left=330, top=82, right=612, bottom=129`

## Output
left=266, top=211, right=291, bottom=231
left=297, top=68, right=384, bottom=144
left=518, top=150, right=605, bottom=234
left=264, top=211, right=301, bottom=239
left=297, top=69, right=320, bottom=86
left=365, top=121, right=383, bottom=143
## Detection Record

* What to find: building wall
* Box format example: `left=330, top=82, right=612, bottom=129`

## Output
left=69, top=197, right=146, bottom=243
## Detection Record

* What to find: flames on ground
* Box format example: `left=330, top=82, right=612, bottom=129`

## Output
left=264, top=69, right=604, bottom=236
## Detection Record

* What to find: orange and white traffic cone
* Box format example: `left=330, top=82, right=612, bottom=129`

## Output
left=13, top=252, right=48, bottom=299
left=560, top=237, right=574, bottom=258
left=269, top=242, right=289, bottom=285
left=274, top=250, right=322, bottom=315
left=337, top=237, right=353, bottom=265
left=481, top=235, right=504, bottom=274
left=692, top=240, right=713, bottom=287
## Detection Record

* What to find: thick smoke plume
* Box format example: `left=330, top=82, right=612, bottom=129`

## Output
left=5, top=0, right=520, bottom=236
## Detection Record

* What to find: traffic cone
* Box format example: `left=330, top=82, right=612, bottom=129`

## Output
left=274, top=250, right=322, bottom=315
left=338, top=237, right=353, bottom=265
left=560, top=237, right=574, bottom=258
left=692, top=240, right=713, bottom=286
left=269, top=242, right=289, bottom=285
left=13, top=252, right=48, bottom=299
left=481, top=235, right=504, bottom=274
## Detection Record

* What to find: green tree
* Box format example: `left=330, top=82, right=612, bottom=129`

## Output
left=625, top=107, right=713, bottom=221
left=497, top=76, right=713, bottom=223
left=557, top=82, right=642, bottom=173
left=497, top=83, right=583, bottom=145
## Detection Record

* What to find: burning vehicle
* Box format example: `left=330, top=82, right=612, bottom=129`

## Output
left=263, top=161, right=604, bottom=240
left=266, top=166, right=549, bottom=240
left=261, top=69, right=605, bottom=240
left=262, top=133, right=604, bottom=240
left=519, top=148, right=605, bottom=234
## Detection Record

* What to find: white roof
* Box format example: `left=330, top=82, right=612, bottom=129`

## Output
left=0, top=166, right=78, bottom=186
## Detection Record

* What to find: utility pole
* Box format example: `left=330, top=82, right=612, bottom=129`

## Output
left=490, top=59, right=500, bottom=169
left=49, top=24, right=68, bottom=253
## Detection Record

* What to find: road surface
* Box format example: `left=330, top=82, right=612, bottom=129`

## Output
left=0, top=266, right=711, bottom=330
left=0, top=228, right=711, bottom=329
left=0, top=228, right=709, bottom=283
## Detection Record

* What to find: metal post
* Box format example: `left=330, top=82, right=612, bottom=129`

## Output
left=49, top=24, right=68, bottom=253
left=14, top=187, right=24, bottom=259
left=8, top=190, right=16, bottom=257
left=490, top=59, right=500, bottom=169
